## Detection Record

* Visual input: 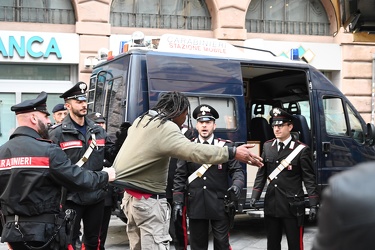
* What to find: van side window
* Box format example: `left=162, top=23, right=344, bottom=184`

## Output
left=347, top=104, right=365, bottom=143
left=323, top=97, right=347, bottom=136
left=188, top=97, right=237, bottom=129
left=106, top=77, right=127, bottom=136
left=88, top=74, right=106, bottom=113
left=284, top=101, right=311, bottom=129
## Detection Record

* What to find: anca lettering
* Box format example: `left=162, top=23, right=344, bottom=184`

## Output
left=0, top=36, right=62, bottom=59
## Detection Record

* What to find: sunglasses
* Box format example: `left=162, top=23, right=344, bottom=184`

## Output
left=272, top=123, right=289, bottom=129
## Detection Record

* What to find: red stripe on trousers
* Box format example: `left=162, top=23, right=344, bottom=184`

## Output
left=182, top=206, right=188, bottom=249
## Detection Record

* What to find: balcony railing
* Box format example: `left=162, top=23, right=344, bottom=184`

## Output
left=246, top=19, right=331, bottom=36
left=111, top=12, right=211, bottom=30
left=0, top=6, right=75, bottom=24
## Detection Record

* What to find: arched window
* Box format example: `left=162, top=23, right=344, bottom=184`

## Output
left=0, top=0, right=75, bottom=24
left=110, top=0, right=211, bottom=30
left=246, top=0, right=330, bottom=36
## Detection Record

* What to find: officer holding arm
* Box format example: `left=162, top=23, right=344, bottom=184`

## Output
left=49, top=82, right=119, bottom=250
left=0, top=92, right=115, bottom=250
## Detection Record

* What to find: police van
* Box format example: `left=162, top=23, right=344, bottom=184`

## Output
left=87, top=34, right=375, bottom=217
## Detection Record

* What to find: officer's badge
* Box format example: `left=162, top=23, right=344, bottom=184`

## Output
left=200, top=106, right=210, bottom=116
left=272, top=108, right=281, bottom=117
left=79, top=83, right=87, bottom=93
left=95, top=112, right=101, bottom=118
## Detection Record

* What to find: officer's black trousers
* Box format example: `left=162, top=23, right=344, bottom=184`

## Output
left=189, top=218, right=230, bottom=250
left=99, top=205, right=112, bottom=250
left=66, top=199, right=105, bottom=250
left=265, top=215, right=304, bottom=250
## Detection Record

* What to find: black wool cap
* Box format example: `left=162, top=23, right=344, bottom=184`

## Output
left=52, top=103, right=66, bottom=113
left=271, top=107, right=294, bottom=125
left=60, top=82, right=87, bottom=101
left=192, top=104, right=219, bottom=121
left=11, top=91, right=50, bottom=116
left=87, top=112, right=105, bottom=123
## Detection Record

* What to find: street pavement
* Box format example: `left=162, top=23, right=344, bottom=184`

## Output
left=0, top=214, right=318, bottom=250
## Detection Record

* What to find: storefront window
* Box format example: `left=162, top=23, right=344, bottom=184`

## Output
left=0, top=64, right=70, bottom=81
left=0, top=93, right=16, bottom=146
left=246, top=0, right=330, bottom=36
left=22, top=93, right=62, bottom=124
left=110, top=0, right=211, bottom=30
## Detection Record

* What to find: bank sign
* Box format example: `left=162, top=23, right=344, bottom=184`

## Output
left=0, top=31, right=79, bottom=64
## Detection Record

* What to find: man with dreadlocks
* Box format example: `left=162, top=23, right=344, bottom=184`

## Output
left=112, top=91, right=263, bottom=250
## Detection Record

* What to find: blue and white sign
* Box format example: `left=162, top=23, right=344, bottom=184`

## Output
left=244, top=39, right=341, bottom=71
left=0, top=31, right=79, bottom=64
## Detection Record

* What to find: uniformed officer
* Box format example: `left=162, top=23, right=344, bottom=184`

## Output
left=52, top=103, right=68, bottom=125
left=0, top=92, right=115, bottom=250
left=173, top=104, right=245, bottom=250
left=87, top=112, right=106, bottom=128
left=250, top=107, right=319, bottom=250
left=49, top=83, right=119, bottom=250
left=86, top=111, right=116, bottom=250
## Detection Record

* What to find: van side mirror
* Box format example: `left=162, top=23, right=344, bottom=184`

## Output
left=365, top=123, right=375, bottom=146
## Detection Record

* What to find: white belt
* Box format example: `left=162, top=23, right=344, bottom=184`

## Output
left=267, top=144, right=305, bottom=182
left=76, top=133, right=97, bottom=167
left=188, top=140, right=226, bottom=184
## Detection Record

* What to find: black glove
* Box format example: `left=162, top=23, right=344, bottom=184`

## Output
left=103, top=159, right=112, bottom=168
left=309, top=206, right=318, bottom=221
left=249, top=198, right=257, bottom=208
left=173, top=202, right=183, bottom=222
left=183, top=128, right=196, bottom=140
left=227, top=185, right=241, bottom=201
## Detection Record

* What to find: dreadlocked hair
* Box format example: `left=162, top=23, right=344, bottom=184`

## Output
left=137, top=91, right=192, bottom=128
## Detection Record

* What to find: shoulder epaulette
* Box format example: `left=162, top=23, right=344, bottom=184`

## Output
left=218, top=138, right=233, bottom=143
left=265, top=138, right=276, bottom=143
left=49, top=123, right=62, bottom=130
left=36, top=138, right=53, bottom=144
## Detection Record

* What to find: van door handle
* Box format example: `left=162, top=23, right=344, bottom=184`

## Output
left=322, top=142, right=331, bottom=153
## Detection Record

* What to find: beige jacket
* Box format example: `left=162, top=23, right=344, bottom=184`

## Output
left=113, top=114, right=230, bottom=194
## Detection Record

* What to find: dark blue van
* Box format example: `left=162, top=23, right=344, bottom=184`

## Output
left=88, top=34, right=375, bottom=216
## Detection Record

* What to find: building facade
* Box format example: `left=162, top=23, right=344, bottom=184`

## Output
left=0, top=0, right=374, bottom=145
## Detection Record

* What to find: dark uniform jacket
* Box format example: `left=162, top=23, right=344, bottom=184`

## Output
left=173, top=138, right=245, bottom=220
left=312, top=162, right=375, bottom=250
left=0, top=126, right=109, bottom=242
left=251, top=137, right=319, bottom=218
left=49, top=115, right=116, bottom=205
